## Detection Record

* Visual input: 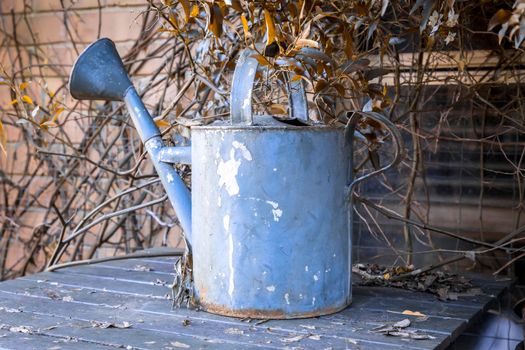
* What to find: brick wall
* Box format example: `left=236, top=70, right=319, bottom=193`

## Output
left=0, top=0, right=186, bottom=277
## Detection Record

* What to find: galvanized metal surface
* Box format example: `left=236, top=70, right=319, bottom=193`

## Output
left=158, top=146, right=192, bottom=165
left=0, top=255, right=512, bottom=350
left=69, top=37, right=193, bottom=245
left=69, top=38, right=132, bottom=102
left=144, top=137, right=192, bottom=246
left=124, top=88, right=162, bottom=142
left=191, top=122, right=352, bottom=318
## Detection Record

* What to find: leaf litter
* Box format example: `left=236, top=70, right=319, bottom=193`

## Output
left=353, top=264, right=483, bottom=301
left=371, top=318, right=436, bottom=340
left=91, top=321, right=132, bottom=329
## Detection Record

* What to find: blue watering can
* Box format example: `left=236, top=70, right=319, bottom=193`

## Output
left=69, top=38, right=404, bottom=319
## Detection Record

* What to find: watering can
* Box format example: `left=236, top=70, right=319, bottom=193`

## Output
left=69, top=38, right=404, bottom=319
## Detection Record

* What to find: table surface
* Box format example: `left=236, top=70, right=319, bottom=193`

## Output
left=0, top=255, right=511, bottom=350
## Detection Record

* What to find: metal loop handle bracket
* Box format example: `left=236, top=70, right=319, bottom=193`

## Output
left=345, top=111, right=405, bottom=199
left=230, top=49, right=308, bottom=125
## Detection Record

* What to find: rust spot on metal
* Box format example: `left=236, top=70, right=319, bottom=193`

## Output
left=197, top=300, right=350, bottom=319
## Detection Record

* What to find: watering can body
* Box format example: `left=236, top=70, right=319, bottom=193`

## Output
left=192, top=122, right=351, bottom=318
left=69, top=38, right=403, bottom=319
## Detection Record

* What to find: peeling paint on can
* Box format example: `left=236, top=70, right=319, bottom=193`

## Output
left=217, top=150, right=241, bottom=196
left=192, top=125, right=352, bottom=319
left=232, top=141, right=253, bottom=161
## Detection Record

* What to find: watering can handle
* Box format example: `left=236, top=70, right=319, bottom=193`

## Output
left=345, top=111, right=405, bottom=199
left=230, top=49, right=308, bottom=125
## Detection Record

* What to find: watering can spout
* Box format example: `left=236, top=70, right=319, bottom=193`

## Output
left=68, top=38, right=193, bottom=248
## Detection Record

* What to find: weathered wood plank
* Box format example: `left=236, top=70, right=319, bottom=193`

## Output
left=0, top=331, right=117, bottom=350
left=0, top=278, right=452, bottom=349
left=22, top=271, right=172, bottom=298
left=0, top=257, right=511, bottom=350
left=0, top=290, right=405, bottom=350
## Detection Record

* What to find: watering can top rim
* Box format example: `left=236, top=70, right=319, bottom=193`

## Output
left=192, top=123, right=345, bottom=132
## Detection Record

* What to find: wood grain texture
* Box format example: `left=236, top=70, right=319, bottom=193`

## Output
left=0, top=256, right=511, bottom=350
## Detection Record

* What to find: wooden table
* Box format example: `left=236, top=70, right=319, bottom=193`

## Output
left=0, top=255, right=511, bottom=349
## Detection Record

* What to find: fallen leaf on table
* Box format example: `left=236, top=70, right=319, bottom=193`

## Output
left=224, top=327, right=244, bottom=335
left=371, top=318, right=435, bottom=340
left=91, top=321, right=132, bottom=329
left=0, top=307, right=21, bottom=313
left=170, top=341, right=190, bottom=348
left=393, top=319, right=411, bottom=328
left=410, top=333, right=436, bottom=340
left=133, top=264, right=152, bottom=272
left=402, top=310, right=426, bottom=317
left=300, top=324, right=316, bottom=330
left=281, top=334, right=306, bottom=343
left=9, top=326, right=32, bottom=334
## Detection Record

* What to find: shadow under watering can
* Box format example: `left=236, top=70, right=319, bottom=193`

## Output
left=69, top=38, right=404, bottom=319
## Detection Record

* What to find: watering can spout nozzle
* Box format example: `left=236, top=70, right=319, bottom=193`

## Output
left=69, top=38, right=133, bottom=102
left=68, top=38, right=193, bottom=247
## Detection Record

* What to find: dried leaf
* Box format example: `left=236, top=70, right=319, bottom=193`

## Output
left=91, top=321, right=132, bottom=329
left=393, top=319, right=411, bottom=328
left=402, top=310, right=426, bottom=317
left=53, top=107, right=64, bottom=119
left=369, top=150, right=380, bottom=170
left=190, top=4, right=199, bottom=17
left=226, top=0, right=242, bottom=12
left=179, top=0, right=191, bottom=23
left=297, top=47, right=334, bottom=65
left=295, top=38, right=319, bottom=49
left=0, top=119, right=6, bottom=157
left=343, top=29, right=353, bottom=58
left=249, top=53, right=271, bottom=67
left=341, top=58, right=370, bottom=74
left=299, top=324, right=316, bottom=330
left=410, top=333, right=436, bottom=340
left=264, top=9, right=276, bottom=46
left=498, top=23, right=509, bottom=44
left=133, top=264, right=152, bottom=272
left=281, top=334, right=306, bottom=343
left=31, top=105, right=40, bottom=118
left=411, top=0, right=434, bottom=32
left=208, top=3, right=223, bottom=38
left=241, top=14, right=250, bottom=39
left=333, top=83, right=346, bottom=97
left=21, top=95, right=33, bottom=105
left=170, top=341, right=190, bottom=348
left=9, top=326, right=32, bottom=334
left=224, top=327, right=244, bottom=335
left=269, top=104, right=287, bottom=115
left=364, top=68, right=391, bottom=81
left=290, top=74, right=305, bottom=82
left=154, top=118, right=170, bottom=128
left=388, top=37, right=405, bottom=45
left=381, top=0, right=389, bottom=16
left=518, top=17, right=525, bottom=48
left=0, top=307, right=21, bottom=313
left=314, top=79, right=328, bottom=93
left=488, top=9, right=512, bottom=31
